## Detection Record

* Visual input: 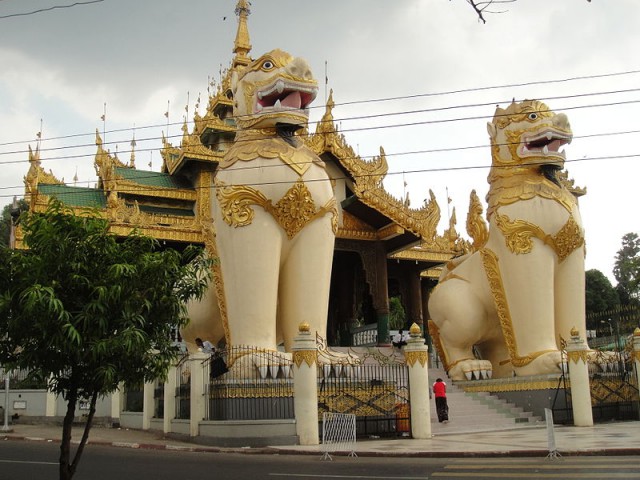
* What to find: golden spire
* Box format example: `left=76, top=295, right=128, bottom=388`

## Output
left=232, top=0, right=252, bottom=68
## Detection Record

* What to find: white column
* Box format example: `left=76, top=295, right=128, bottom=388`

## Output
left=404, top=323, right=432, bottom=439
left=565, top=327, right=593, bottom=427
left=292, top=322, right=319, bottom=445
left=633, top=328, right=640, bottom=413
left=111, top=383, right=123, bottom=424
left=164, top=364, right=177, bottom=434
left=189, top=352, right=208, bottom=438
left=142, top=381, right=155, bottom=430
left=45, top=381, right=57, bottom=417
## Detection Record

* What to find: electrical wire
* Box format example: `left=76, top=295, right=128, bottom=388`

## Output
left=0, top=0, right=104, bottom=20
left=2, top=90, right=640, bottom=162
left=1, top=151, right=638, bottom=201
left=2, top=67, right=640, bottom=148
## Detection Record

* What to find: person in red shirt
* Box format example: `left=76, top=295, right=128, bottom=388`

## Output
left=432, top=378, right=449, bottom=423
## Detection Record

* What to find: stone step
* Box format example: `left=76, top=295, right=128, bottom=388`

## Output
left=427, top=366, right=542, bottom=434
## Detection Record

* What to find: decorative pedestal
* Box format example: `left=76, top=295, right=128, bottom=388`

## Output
left=565, top=327, right=593, bottom=427
left=292, top=322, right=319, bottom=445
left=404, top=323, right=431, bottom=439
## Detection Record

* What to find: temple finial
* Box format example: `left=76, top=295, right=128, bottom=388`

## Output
left=232, top=0, right=252, bottom=68
left=129, top=129, right=137, bottom=168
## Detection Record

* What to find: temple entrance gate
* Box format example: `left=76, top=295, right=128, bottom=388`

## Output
left=316, top=347, right=410, bottom=438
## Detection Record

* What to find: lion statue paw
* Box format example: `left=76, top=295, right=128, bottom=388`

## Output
left=513, top=350, right=563, bottom=377
left=587, top=350, right=623, bottom=373
left=228, top=349, right=293, bottom=379
left=449, top=359, right=493, bottom=381
left=317, top=349, right=362, bottom=379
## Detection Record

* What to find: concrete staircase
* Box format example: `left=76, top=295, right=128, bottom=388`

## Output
left=428, top=366, right=542, bottom=435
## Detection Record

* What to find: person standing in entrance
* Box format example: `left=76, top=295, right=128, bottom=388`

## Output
left=433, top=378, right=449, bottom=423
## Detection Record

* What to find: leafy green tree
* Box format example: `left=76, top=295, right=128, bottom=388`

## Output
left=585, top=269, right=619, bottom=329
left=388, top=296, right=406, bottom=330
left=613, top=232, right=640, bottom=305
left=0, top=200, right=211, bottom=480
left=0, top=198, right=28, bottom=247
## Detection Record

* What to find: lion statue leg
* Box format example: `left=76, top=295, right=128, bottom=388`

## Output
left=279, top=213, right=335, bottom=352
left=429, top=256, right=495, bottom=381
left=484, top=210, right=564, bottom=377
left=553, top=207, right=588, bottom=343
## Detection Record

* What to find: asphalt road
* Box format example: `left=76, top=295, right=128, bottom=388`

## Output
left=1, top=441, right=640, bottom=480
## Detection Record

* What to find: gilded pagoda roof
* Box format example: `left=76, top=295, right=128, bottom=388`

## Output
left=20, top=0, right=466, bottom=269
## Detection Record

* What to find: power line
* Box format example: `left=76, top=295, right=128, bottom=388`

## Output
left=330, top=68, right=640, bottom=108
left=1, top=151, right=638, bottom=201
left=3, top=125, right=640, bottom=171
left=2, top=67, right=640, bottom=148
left=2, top=90, right=640, bottom=162
left=0, top=0, right=104, bottom=20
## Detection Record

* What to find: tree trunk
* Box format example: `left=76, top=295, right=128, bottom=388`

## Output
left=59, top=388, right=77, bottom=480
left=69, top=390, right=98, bottom=475
left=58, top=389, right=98, bottom=480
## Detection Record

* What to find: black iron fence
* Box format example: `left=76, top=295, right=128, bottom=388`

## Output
left=552, top=350, right=639, bottom=423
left=123, top=383, right=143, bottom=412
left=317, top=358, right=410, bottom=438
left=0, top=368, right=47, bottom=390
left=175, top=354, right=190, bottom=419
left=204, top=346, right=294, bottom=421
left=154, top=381, right=164, bottom=419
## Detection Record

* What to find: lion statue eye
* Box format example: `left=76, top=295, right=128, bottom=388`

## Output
left=261, top=60, right=274, bottom=70
left=527, top=112, right=538, bottom=120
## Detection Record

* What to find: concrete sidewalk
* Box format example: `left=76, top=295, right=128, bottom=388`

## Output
left=2, top=421, right=639, bottom=457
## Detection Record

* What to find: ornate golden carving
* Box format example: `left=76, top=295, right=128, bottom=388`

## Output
left=466, top=189, right=488, bottom=251
left=495, top=212, right=585, bottom=262
left=391, top=249, right=453, bottom=263
left=492, top=99, right=555, bottom=130
left=293, top=350, right=317, bottom=368
left=305, top=91, right=444, bottom=245
left=428, top=320, right=451, bottom=372
left=486, top=100, right=577, bottom=219
left=211, top=383, right=293, bottom=399
left=405, top=350, right=428, bottom=368
left=194, top=169, right=231, bottom=346
left=486, top=174, right=577, bottom=219
left=318, top=382, right=406, bottom=418
left=221, top=130, right=324, bottom=176
left=567, top=350, right=589, bottom=364
left=480, top=248, right=556, bottom=367
left=215, top=178, right=337, bottom=239
left=460, top=378, right=565, bottom=393
left=337, top=211, right=377, bottom=240
left=24, top=144, right=63, bottom=208
left=232, top=0, right=252, bottom=67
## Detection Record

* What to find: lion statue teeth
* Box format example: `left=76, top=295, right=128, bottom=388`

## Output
left=428, top=100, right=586, bottom=381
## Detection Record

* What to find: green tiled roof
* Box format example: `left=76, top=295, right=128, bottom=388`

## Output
left=38, top=184, right=106, bottom=208
left=138, top=205, right=194, bottom=217
left=115, top=168, right=193, bottom=189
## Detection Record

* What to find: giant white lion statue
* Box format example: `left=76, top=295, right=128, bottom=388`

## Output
left=183, top=49, right=337, bottom=365
left=428, top=100, right=587, bottom=381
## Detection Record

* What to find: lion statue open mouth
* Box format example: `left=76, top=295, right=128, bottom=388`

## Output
left=234, top=49, right=318, bottom=130
left=428, top=100, right=586, bottom=381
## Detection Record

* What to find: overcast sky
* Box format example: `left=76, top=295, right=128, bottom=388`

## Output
left=1, top=0, right=639, bottom=282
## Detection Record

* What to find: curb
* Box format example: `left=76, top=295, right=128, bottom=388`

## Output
left=2, top=434, right=279, bottom=456
left=4, top=433, right=640, bottom=458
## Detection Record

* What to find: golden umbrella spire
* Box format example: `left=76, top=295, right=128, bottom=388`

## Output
left=232, top=0, right=252, bottom=68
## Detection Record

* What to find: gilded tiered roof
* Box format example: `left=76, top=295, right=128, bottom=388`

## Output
left=21, top=0, right=465, bottom=272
